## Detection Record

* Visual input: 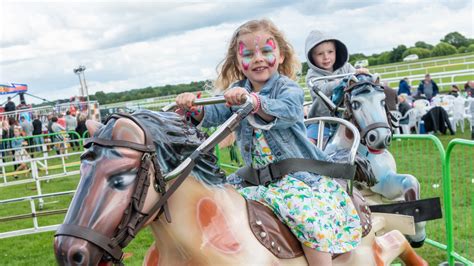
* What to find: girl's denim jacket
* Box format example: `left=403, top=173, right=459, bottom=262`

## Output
left=202, top=73, right=328, bottom=184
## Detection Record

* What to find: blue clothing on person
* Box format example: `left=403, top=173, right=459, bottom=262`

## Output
left=306, top=123, right=331, bottom=140
left=11, top=138, right=24, bottom=150
left=398, top=79, right=412, bottom=95
left=202, top=73, right=328, bottom=184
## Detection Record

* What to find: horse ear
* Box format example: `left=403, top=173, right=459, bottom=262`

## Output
left=112, top=118, right=145, bottom=144
left=86, top=120, right=104, bottom=137
left=348, top=75, right=359, bottom=87
left=372, top=73, right=381, bottom=84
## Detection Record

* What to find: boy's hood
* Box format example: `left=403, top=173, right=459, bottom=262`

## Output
left=305, top=30, right=349, bottom=74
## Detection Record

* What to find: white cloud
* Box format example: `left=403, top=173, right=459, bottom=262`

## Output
left=0, top=0, right=472, bottom=104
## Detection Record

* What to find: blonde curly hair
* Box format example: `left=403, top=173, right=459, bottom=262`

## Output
left=214, top=19, right=300, bottom=91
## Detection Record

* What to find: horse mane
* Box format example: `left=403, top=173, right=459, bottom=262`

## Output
left=96, top=110, right=226, bottom=185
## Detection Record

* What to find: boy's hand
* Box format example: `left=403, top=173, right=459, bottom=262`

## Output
left=224, top=87, right=249, bottom=107
left=355, top=68, right=370, bottom=75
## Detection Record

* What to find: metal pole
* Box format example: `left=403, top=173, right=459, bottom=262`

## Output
left=76, top=72, right=84, bottom=96
left=81, top=69, right=91, bottom=119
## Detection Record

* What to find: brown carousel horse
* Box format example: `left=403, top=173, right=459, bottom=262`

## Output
left=54, top=110, right=427, bottom=265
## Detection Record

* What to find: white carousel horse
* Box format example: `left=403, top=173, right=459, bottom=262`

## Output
left=309, top=74, right=427, bottom=247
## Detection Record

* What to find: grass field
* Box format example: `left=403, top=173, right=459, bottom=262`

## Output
left=0, top=124, right=472, bottom=265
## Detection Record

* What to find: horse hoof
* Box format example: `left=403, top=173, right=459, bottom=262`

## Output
left=409, top=238, right=425, bottom=248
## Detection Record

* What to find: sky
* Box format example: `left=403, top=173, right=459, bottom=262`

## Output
left=0, top=0, right=473, bottom=104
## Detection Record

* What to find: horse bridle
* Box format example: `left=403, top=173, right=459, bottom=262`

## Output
left=341, top=80, right=392, bottom=145
left=55, top=113, right=172, bottom=264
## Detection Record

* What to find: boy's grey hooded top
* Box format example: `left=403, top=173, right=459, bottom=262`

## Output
left=305, top=30, right=355, bottom=118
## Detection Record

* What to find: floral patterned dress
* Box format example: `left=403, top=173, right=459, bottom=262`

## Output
left=238, top=129, right=361, bottom=253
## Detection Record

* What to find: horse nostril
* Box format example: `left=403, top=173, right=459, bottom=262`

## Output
left=72, top=250, right=85, bottom=264
left=386, top=135, right=392, bottom=146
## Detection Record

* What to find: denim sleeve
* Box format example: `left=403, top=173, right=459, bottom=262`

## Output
left=255, top=81, right=304, bottom=129
left=201, top=103, right=233, bottom=128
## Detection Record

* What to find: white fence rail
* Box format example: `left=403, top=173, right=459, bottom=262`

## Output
left=0, top=143, right=81, bottom=239
left=381, top=69, right=473, bottom=90
left=0, top=190, right=75, bottom=239
left=369, top=54, right=474, bottom=73
left=374, top=61, right=473, bottom=78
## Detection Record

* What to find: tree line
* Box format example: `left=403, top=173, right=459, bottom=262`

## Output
left=349, top=31, right=474, bottom=66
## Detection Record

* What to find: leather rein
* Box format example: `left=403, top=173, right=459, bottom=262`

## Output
left=55, top=113, right=177, bottom=264
left=341, top=80, right=392, bottom=144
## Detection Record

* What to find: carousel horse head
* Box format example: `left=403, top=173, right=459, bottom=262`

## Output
left=343, top=74, right=392, bottom=152
left=53, top=110, right=224, bottom=265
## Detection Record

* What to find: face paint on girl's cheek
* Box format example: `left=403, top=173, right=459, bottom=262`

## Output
left=242, top=57, right=251, bottom=71
left=238, top=41, right=245, bottom=57
left=263, top=38, right=277, bottom=66
left=239, top=41, right=251, bottom=71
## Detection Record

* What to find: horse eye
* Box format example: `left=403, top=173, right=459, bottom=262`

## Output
left=352, top=101, right=361, bottom=110
left=109, top=173, right=136, bottom=190
left=80, top=150, right=96, bottom=161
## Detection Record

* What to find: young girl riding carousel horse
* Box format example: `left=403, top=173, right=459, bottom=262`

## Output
left=175, top=19, right=361, bottom=264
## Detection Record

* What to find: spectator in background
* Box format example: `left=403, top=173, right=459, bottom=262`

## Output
left=398, top=94, right=412, bottom=125
left=383, top=81, right=398, bottom=111
left=464, top=80, right=474, bottom=98
left=51, top=116, right=65, bottom=155
left=398, top=77, right=412, bottom=95
left=75, top=113, right=88, bottom=141
left=417, top=73, right=439, bottom=101
left=448, top=84, right=460, bottom=97
left=19, top=116, right=34, bottom=153
left=65, top=111, right=78, bottom=151
left=11, top=127, right=30, bottom=177
left=57, top=113, right=66, bottom=128
left=1, top=120, right=10, bottom=158
left=47, top=114, right=54, bottom=134
left=4, top=96, right=16, bottom=113
left=8, top=117, right=16, bottom=149
left=32, top=115, right=44, bottom=152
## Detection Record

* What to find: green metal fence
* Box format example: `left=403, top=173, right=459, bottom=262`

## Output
left=444, top=139, right=473, bottom=265
left=389, top=134, right=448, bottom=263
left=215, top=134, right=474, bottom=265
left=375, top=135, right=472, bottom=265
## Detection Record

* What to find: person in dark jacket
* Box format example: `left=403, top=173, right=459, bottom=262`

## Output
left=417, top=74, right=439, bottom=101
left=398, top=94, right=412, bottom=125
left=4, top=97, right=16, bottom=113
left=422, top=106, right=454, bottom=135
left=32, top=115, right=43, bottom=152
left=75, top=113, right=88, bottom=147
left=398, top=78, right=412, bottom=95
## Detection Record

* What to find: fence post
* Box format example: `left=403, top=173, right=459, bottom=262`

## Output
left=29, top=199, right=39, bottom=230
left=32, top=161, right=44, bottom=210
left=443, top=141, right=455, bottom=266
left=42, top=138, right=49, bottom=175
